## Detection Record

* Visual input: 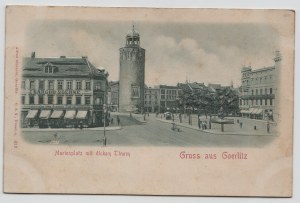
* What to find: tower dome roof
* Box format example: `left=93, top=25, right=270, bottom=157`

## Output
left=126, top=25, right=140, bottom=37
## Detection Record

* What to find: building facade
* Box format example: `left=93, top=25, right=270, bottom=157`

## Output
left=239, top=51, right=281, bottom=120
left=21, top=53, right=109, bottom=128
left=144, top=87, right=160, bottom=113
left=158, top=85, right=181, bottom=113
left=108, top=81, right=119, bottom=112
left=119, top=25, right=145, bottom=113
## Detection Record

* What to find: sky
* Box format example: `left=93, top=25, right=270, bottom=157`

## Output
left=24, top=20, right=279, bottom=87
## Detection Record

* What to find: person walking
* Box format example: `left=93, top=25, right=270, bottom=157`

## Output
left=53, top=132, right=58, bottom=141
left=240, top=122, right=243, bottom=128
left=179, top=113, right=182, bottom=123
left=117, top=116, right=120, bottom=126
left=267, top=122, right=270, bottom=133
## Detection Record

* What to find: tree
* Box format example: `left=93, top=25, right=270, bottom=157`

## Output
left=178, top=85, right=239, bottom=129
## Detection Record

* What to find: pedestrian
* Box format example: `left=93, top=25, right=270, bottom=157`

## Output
left=111, top=118, right=114, bottom=125
left=144, top=114, right=146, bottom=121
left=237, top=119, right=239, bottom=123
left=240, top=122, right=243, bottom=128
left=267, top=122, right=270, bottom=133
left=179, top=113, right=182, bottom=123
left=117, top=116, right=120, bottom=126
left=148, top=112, right=149, bottom=117
left=254, top=125, right=257, bottom=130
left=53, top=132, right=58, bottom=141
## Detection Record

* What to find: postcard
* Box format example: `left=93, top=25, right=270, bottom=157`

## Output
left=3, top=6, right=294, bottom=196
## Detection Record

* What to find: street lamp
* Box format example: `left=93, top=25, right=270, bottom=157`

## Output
left=103, top=103, right=107, bottom=146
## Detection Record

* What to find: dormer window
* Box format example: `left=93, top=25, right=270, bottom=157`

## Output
left=44, top=63, right=57, bottom=73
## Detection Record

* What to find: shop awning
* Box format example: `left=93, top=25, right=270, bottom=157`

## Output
left=65, top=110, right=76, bottom=119
left=240, top=110, right=247, bottom=114
left=251, top=108, right=258, bottom=114
left=50, top=110, right=64, bottom=119
left=255, top=109, right=264, bottom=115
left=249, top=108, right=255, bottom=114
left=26, top=110, right=38, bottom=119
left=39, top=110, right=51, bottom=119
left=76, top=111, right=88, bottom=119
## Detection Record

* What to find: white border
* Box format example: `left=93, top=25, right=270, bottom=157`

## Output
left=0, top=1, right=298, bottom=203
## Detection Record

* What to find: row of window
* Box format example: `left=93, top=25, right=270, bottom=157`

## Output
left=22, top=80, right=102, bottom=91
left=144, top=95, right=158, bottom=99
left=240, top=99, right=273, bottom=106
left=145, top=101, right=158, bottom=105
left=249, top=88, right=273, bottom=95
left=160, top=89, right=178, bottom=95
left=242, top=75, right=273, bottom=85
left=161, top=95, right=177, bottom=100
left=243, top=70, right=273, bottom=78
left=145, top=92, right=158, bottom=95
left=22, top=95, right=91, bottom=105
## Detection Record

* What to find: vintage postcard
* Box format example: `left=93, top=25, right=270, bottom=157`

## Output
left=3, top=6, right=294, bottom=196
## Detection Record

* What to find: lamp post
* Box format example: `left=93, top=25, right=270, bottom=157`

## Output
left=103, top=104, right=107, bottom=146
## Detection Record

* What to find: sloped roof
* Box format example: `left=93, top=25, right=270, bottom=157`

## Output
left=22, top=57, right=107, bottom=79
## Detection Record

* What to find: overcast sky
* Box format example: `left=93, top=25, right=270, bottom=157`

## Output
left=24, top=20, right=279, bottom=87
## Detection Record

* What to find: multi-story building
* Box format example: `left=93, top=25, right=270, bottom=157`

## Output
left=157, top=85, right=181, bottom=113
left=107, top=81, right=119, bottom=112
left=144, top=86, right=160, bottom=113
left=239, top=51, right=281, bottom=120
left=21, top=53, right=109, bottom=128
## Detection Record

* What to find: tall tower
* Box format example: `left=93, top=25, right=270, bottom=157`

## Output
left=119, top=25, right=145, bottom=113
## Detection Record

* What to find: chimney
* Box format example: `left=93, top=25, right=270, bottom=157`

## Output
left=31, top=51, right=35, bottom=58
left=82, top=56, right=88, bottom=59
left=60, top=56, right=66, bottom=58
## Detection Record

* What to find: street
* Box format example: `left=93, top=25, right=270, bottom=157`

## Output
left=22, top=113, right=277, bottom=147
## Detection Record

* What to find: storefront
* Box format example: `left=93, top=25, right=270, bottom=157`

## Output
left=21, top=54, right=109, bottom=129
